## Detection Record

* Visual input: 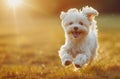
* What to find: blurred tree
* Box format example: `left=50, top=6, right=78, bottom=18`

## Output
left=31, top=0, right=120, bottom=16
left=0, top=0, right=120, bottom=18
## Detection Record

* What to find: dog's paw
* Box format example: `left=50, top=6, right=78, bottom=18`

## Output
left=74, top=64, right=82, bottom=68
left=61, top=54, right=72, bottom=66
left=63, top=59, right=72, bottom=66
left=74, top=54, right=88, bottom=68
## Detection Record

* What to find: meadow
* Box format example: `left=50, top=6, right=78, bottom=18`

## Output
left=0, top=15, right=120, bottom=79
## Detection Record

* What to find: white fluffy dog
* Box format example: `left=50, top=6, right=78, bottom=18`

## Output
left=59, top=6, right=99, bottom=68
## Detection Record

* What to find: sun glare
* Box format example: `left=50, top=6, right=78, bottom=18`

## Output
left=8, top=0, right=22, bottom=7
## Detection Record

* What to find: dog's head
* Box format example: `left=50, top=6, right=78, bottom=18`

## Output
left=60, top=6, right=98, bottom=39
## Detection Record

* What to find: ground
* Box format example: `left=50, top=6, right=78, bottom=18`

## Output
left=0, top=15, right=120, bottom=79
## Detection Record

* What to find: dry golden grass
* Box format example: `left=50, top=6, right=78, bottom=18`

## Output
left=0, top=15, right=120, bottom=79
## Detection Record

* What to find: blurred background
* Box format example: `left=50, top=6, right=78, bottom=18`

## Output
left=0, top=0, right=120, bottom=68
left=1, top=0, right=120, bottom=16
left=0, top=0, right=120, bottom=64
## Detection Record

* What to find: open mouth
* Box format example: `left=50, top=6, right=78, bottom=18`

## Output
left=72, top=31, right=81, bottom=38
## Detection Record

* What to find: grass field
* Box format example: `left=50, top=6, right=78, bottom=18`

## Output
left=0, top=15, right=120, bottom=79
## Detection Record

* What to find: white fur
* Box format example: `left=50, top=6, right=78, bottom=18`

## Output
left=59, top=6, right=99, bottom=68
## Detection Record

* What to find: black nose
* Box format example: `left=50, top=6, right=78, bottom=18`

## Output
left=74, top=27, right=78, bottom=30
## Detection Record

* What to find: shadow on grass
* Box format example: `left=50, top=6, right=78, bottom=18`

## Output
left=56, top=65, right=120, bottom=79
left=86, top=65, right=120, bottom=79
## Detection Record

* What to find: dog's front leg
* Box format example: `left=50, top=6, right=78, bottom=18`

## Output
left=74, top=49, right=91, bottom=68
left=59, top=47, right=72, bottom=66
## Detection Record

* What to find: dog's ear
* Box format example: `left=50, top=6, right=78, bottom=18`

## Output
left=60, top=8, right=78, bottom=20
left=60, top=11, right=67, bottom=20
left=82, top=6, right=99, bottom=21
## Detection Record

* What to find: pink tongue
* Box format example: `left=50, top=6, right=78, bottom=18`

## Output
left=73, top=32, right=80, bottom=38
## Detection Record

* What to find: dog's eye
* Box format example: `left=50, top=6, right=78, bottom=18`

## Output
left=79, top=21, right=83, bottom=25
left=69, top=22, right=73, bottom=25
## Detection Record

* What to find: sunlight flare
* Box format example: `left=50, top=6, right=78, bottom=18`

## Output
left=8, top=0, right=22, bottom=7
